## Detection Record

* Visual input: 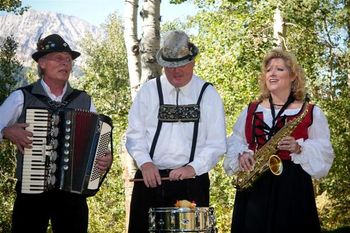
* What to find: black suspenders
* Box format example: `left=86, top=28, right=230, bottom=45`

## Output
left=149, top=77, right=211, bottom=164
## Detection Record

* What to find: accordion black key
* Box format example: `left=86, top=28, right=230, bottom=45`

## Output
left=21, top=108, right=113, bottom=196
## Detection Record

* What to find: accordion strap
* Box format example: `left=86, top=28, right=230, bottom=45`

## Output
left=20, top=84, right=86, bottom=110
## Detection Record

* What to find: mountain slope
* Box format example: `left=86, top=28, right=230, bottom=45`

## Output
left=0, top=9, right=102, bottom=68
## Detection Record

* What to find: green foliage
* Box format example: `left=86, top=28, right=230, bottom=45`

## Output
left=0, top=142, right=16, bottom=233
left=318, top=93, right=350, bottom=228
left=77, top=13, right=131, bottom=233
left=0, top=35, right=23, bottom=103
left=0, top=0, right=28, bottom=14
left=0, top=35, right=22, bottom=233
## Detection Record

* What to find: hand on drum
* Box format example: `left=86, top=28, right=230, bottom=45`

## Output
left=169, top=165, right=196, bottom=181
left=141, top=162, right=162, bottom=188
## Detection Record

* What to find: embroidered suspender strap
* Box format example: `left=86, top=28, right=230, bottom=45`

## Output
left=188, top=82, right=211, bottom=163
left=149, top=77, right=164, bottom=158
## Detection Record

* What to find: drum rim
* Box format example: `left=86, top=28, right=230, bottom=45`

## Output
left=149, top=207, right=213, bottom=213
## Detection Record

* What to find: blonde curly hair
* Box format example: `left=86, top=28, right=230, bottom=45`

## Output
left=258, top=48, right=306, bottom=101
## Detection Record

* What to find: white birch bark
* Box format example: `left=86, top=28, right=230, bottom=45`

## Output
left=122, top=0, right=140, bottom=231
left=273, top=6, right=287, bottom=50
left=124, top=0, right=141, bottom=100
left=140, top=0, right=162, bottom=83
left=122, top=1, right=162, bottom=231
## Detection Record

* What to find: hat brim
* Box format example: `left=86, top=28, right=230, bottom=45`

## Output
left=32, top=50, right=80, bottom=62
left=156, top=46, right=198, bottom=68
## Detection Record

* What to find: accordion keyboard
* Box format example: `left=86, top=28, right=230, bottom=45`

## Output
left=21, top=109, right=51, bottom=194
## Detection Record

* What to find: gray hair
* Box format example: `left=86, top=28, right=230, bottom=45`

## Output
left=37, top=63, right=44, bottom=78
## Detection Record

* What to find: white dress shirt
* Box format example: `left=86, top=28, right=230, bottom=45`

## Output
left=0, top=79, right=96, bottom=140
left=126, top=75, right=227, bottom=176
left=223, top=104, right=334, bottom=179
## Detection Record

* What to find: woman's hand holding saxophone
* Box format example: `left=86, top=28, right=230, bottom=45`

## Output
left=277, top=136, right=302, bottom=154
left=239, top=152, right=256, bottom=172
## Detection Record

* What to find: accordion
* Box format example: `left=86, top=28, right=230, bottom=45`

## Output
left=21, top=108, right=113, bottom=196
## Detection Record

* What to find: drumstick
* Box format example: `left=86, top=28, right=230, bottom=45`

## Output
left=129, top=177, right=171, bottom=182
left=129, top=176, right=196, bottom=182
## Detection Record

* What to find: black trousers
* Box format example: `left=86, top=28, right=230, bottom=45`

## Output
left=12, top=182, right=88, bottom=233
left=128, top=169, right=210, bottom=233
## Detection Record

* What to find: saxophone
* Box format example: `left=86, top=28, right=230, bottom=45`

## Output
left=233, top=103, right=309, bottom=190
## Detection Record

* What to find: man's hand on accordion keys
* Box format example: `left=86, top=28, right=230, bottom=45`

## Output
left=96, top=151, right=113, bottom=174
left=2, top=123, right=33, bottom=154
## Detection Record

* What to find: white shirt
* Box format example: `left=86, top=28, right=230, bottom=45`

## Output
left=0, top=79, right=96, bottom=140
left=125, top=75, right=227, bottom=176
left=223, top=104, right=334, bottom=179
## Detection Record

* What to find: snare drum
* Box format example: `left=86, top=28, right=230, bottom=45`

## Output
left=148, top=207, right=216, bottom=232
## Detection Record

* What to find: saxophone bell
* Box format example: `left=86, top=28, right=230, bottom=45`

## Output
left=268, top=155, right=283, bottom=175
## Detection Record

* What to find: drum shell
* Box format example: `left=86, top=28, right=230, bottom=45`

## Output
left=148, top=207, right=216, bottom=232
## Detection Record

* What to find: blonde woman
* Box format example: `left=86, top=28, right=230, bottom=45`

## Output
left=224, top=49, right=334, bottom=233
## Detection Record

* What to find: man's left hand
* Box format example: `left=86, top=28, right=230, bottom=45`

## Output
left=169, top=165, right=196, bottom=181
left=96, top=151, right=113, bottom=173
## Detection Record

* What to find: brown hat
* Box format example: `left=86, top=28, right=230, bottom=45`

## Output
left=156, top=30, right=199, bottom=68
left=32, top=34, right=80, bottom=62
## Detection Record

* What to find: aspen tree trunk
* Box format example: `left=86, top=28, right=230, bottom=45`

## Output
left=273, top=6, right=286, bottom=50
left=124, top=0, right=141, bottom=99
left=122, top=0, right=140, bottom=231
left=123, top=0, right=162, bottom=231
left=139, top=0, right=162, bottom=82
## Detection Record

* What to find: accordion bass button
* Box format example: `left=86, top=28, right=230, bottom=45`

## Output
left=65, top=135, right=70, bottom=140
left=51, top=151, right=57, bottom=161
left=65, top=127, right=71, bottom=133
left=52, top=127, right=59, bottom=137
left=64, top=150, right=69, bottom=155
left=51, top=139, right=58, bottom=149
left=64, top=157, right=69, bottom=162
left=52, top=115, right=60, bottom=126
left=63, top=165, right=69, bottom=170
left=66, top=120, right=71, bottom=125
left=64, top=142, right=70, bottom=148
left=50, top=164, right=57, bottom=173
left=50, top=175, right=56, bottom=185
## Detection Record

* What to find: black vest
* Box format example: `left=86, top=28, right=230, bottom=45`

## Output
left=15, top=80, right=92, bottom=179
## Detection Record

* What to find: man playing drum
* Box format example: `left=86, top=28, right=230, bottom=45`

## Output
left=125, top=30, right=227, bottom=233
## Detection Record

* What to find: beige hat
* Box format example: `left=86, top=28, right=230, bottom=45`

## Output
left=156, top=30, right=199, bottom=68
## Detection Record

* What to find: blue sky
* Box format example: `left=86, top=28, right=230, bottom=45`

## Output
left=18, top=0, right=197, bottom=26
